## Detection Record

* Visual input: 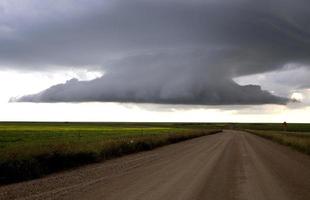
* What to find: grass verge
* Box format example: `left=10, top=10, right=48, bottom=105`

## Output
left=0, top=127, right=220, bottom=185
left=247, top=130, right=310, bottom=155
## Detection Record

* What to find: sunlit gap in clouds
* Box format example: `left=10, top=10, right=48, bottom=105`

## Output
left=234, top=64, right=310, bottom=106
left=0, top=67, right=308, bottom=122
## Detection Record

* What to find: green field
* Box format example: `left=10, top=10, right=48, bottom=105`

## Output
left=234, top=123, right=310, bottom=132
left=247, top=130, right=310, bottom=155
left=217, top=122, right=310, bottom=156
left=235, top=123, right=310, bottom=156
left=0, top=122, right=221, bottom=184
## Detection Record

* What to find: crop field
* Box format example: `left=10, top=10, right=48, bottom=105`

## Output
left=0, top=122, right=221, bottom=184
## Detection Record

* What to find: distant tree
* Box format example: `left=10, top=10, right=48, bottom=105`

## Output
left=282, top=121, right=288, bottom=131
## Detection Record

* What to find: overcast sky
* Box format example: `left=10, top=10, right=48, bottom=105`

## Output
left=1, top=0, right=310, bottom=122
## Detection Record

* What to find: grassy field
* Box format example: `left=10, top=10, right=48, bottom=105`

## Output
left=234, top=123, right=310, bottom=132
left=232, top=123, right=310, bottom=155
left=0, top=122, right=222, bottom=184
left=247, top=130, right=310, bottom=155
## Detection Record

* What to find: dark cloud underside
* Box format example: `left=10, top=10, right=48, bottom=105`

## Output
left=3, top=0, right=310, bottom=104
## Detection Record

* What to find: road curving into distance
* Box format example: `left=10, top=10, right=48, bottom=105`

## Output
left=1, top=130, right=310, bottom=200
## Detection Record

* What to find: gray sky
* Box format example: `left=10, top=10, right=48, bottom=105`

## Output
left=1, top=0, right=310, bottom=105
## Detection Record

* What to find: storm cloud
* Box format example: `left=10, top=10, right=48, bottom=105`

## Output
left=3, top=0, right=310, bottom=105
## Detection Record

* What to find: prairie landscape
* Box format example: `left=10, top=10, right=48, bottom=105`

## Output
left=0, top=122, right=310, bottom=200
left=1, top=0, right=310, bottom=199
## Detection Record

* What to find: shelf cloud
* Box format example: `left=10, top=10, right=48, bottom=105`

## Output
left=3, top=0, right=310, bottom=105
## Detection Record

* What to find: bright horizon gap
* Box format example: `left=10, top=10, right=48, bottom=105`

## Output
left=0, top=69, right=309, bottom=123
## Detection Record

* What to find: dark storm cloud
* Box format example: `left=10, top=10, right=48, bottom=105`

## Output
left=16, top=78, right=287, bottom=105
left=4, top=0, right=310, bottom=104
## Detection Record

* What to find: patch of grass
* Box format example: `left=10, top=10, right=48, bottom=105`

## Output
left=0, top=122, right=221, bottom=184
left=234, top=123, right=310, bottom=132
left=247, top=130, right=310, bottom=155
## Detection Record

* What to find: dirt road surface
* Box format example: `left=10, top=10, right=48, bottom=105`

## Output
left=1, top=130, right=310, bottom=200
